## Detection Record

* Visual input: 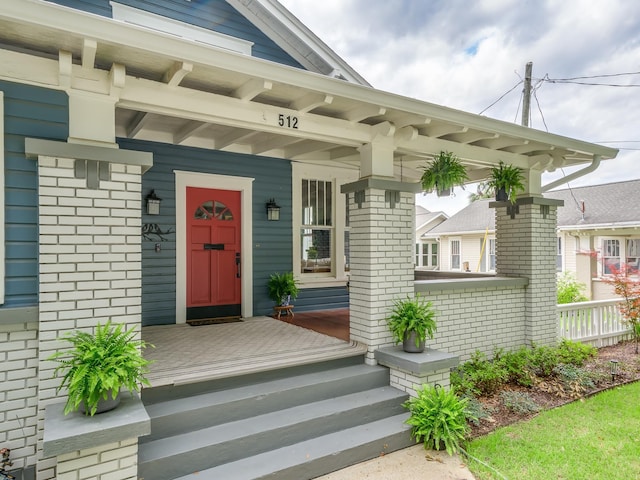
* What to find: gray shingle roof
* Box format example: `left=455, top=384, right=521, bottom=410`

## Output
left=424, top=178, right=640, bottom=234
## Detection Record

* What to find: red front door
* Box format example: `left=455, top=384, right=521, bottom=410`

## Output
left=186, top=187, right=241, bottom=320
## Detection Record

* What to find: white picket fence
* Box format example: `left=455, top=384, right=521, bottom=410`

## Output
left=558, top=299, right=632, bottom=347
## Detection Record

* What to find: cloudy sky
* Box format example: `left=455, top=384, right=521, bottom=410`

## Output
left=279, top=0, right=640, bottom=214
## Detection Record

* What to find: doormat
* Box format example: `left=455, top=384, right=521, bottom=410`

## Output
left=187, top=317, right=243, bottom=326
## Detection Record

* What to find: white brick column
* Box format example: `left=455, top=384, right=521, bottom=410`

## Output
left=342, top=178, right=420, bottom=363
left=26, top=139, right=152, bottom=480
left=493, top=197, right=563, bottom=346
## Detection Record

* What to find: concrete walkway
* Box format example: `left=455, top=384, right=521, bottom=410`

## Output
left=316, top=445, right=476, bottom=480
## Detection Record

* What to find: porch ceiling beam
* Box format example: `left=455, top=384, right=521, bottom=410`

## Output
left=251, top=135, right=299, bottom=154
left=329, top=146, right=359, bottom=160
left=289, top=93, right=333, bottom=113
left=163, top=61, right=193, bottom=87
left=233, top=78, right=272, bottom=101
left=500, top=143, right=546, bottom=154
left=443, top=131, right=499, bottom=144
left=422, top=124, right=468, bottom=138
left=284, top=140, right=335, bottom=158
left=389, top=113, right=431, bottom=129
left=119, top=76, right=371, bottom=146
left=174, top=120, right=210, bottom=144
left=213, top=128, right=256, bottom=150
left=126, top=111, right=152, bottom=138
left=339, top=105, right=386, bottom=123
left=395, top=133, right=528, bottom=168
left=472, top=137, right=528, bottom=150
left=82, top=38, right=97, bottom=70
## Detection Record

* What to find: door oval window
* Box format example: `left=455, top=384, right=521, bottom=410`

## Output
left=194, top=200, right=233, bottom=221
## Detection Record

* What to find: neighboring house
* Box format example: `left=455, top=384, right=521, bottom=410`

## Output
left=0, top=1, right=619, bottom=479
left=415, top=205, right=447, bottom=269
left=426, top=179, right=640, bottom=299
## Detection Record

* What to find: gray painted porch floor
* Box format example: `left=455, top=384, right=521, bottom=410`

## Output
left=142, top=316, right=366, bottom=387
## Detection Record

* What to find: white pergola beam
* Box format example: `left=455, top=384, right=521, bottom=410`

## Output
left=213, top=128, right=256, bottom=150
left=163, top=61, right=193, bottom=87
left=126, top=111, right=152, bottom=138
left=233, top=78, right=272, bottom=101
left=289, top=93, right=333, bottom=113
left=82, top=38, right=97, bottom=70
left=340, top=105, right=386, bottom=123
left=174, top=120, right=210, bottom=144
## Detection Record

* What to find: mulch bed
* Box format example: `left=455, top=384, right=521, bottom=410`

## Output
left=468, top=340, right=640, bottom=439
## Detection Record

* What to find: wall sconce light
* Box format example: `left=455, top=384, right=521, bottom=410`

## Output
left=146, top=190, right=162, bottom=215
left=266, top=198, right=281, bottom=221
left=610, top=359, right=619, bottom=383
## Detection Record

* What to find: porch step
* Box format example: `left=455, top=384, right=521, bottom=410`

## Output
left=139, top=362, right=412, bottom=480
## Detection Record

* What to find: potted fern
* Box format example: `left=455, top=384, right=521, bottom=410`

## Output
left=49, top=321, right=152, bottom=416
left=387, top=295, right=437, bottom=353
left=488, top=161, right=526, bottom=204
left=421, top=151, right=469, bottom=197
left=267, top=271, right=299, bottom=307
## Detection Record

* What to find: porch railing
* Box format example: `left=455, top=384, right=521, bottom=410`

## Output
left=558, top=299, right=632, bottom=347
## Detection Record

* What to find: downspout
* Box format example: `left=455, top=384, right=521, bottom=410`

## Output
left=541, top=154, right=601, bottom=192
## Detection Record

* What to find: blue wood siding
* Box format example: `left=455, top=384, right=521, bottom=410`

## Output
left=49, top=0, right=303, bottom=68
left=295, top=286, right=349, bottom=312
left=118, top=139, right=293, bottom=325
left=1, top=81, right=69, bottom=307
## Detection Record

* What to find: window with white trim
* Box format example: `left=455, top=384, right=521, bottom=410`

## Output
left=626, top=239, right=640, bottom=272
left=293, top=164, right=356, bottom=283
left=416, top=242, right=438, bottom=268
left=488, top=237, right=496, bottom=271
left=557, top=237, right=563, bottom=272
left=450, top=238, right=461, bottom=270
left=602, top=238, right=620, bottom=275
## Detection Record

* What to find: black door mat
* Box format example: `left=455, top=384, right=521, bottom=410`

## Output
left=187, top=317, right=243, bottom=326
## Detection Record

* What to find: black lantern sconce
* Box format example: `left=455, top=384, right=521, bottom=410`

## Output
left=146, top=190, right=162, bottom=215
left=266, top=198, right=281, bottom=221
left=610, top=359, right=619, bottom=383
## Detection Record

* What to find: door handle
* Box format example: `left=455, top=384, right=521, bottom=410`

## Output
left=236, top=253, right=241, bottom=278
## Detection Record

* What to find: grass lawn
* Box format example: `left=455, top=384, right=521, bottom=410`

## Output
left=466, top=382, right=640, bottom=480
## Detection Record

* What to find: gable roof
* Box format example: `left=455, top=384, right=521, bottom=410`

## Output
left=426, top=199, right=493, bottom=236
left=425, top=178, right=640, bottom=235
left=550, top=178, right=640, bottom=229
left=227, top=0, right=370, bottom=85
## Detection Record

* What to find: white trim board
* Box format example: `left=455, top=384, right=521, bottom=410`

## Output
left=175, top=170, right=254, bottom=323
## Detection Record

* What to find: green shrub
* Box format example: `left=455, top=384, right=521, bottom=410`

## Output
left=404, top=385, right=474, bottom=455
left=557, top=339, right=597, bottom=367
left=500, top=391, right=540, bottom=415
left=557, top=272, right=588, bottom=304
left=530, top=344, right=560, bottom=377
left=456, top=351, right=508, bottom=396
left=494, top=347, right=535, bottom=387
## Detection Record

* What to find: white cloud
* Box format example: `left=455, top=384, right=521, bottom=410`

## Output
left=279, top=0, right=640, bottom=214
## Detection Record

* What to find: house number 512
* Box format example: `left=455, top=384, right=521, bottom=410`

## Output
left=278, top=114, right=299, bottom=129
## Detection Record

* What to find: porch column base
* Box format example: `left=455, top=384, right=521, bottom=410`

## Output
left=375, top=346, right=459, bottom=397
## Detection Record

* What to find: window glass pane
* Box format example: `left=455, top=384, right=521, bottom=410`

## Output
left=318, top=181, right=325, bottom=225
left=301, top=228, right=332, bottom=273
left=344, top=231, right=350, bottom=272
left=451, top=240, right=460, bottom=270
left=603, top=239, right=620, bottom=274
left=302, top=179, right=309, bottom=224
left=326, top=182, right=332, bottom=226
left=310, top=180, right=317, bottom=224
left=489, top=239, right=496, bottom=271
left=431, top=243, right=438, bottom=267
left=627, top=239, right=640, bottom=271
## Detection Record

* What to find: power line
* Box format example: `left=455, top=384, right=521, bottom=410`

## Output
left=478, top=80, right=522, bottom=115
left=549, top=71, right=640, bottom=81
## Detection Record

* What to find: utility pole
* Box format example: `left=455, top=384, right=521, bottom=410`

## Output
left=521, top=61, right=532, bottom=127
